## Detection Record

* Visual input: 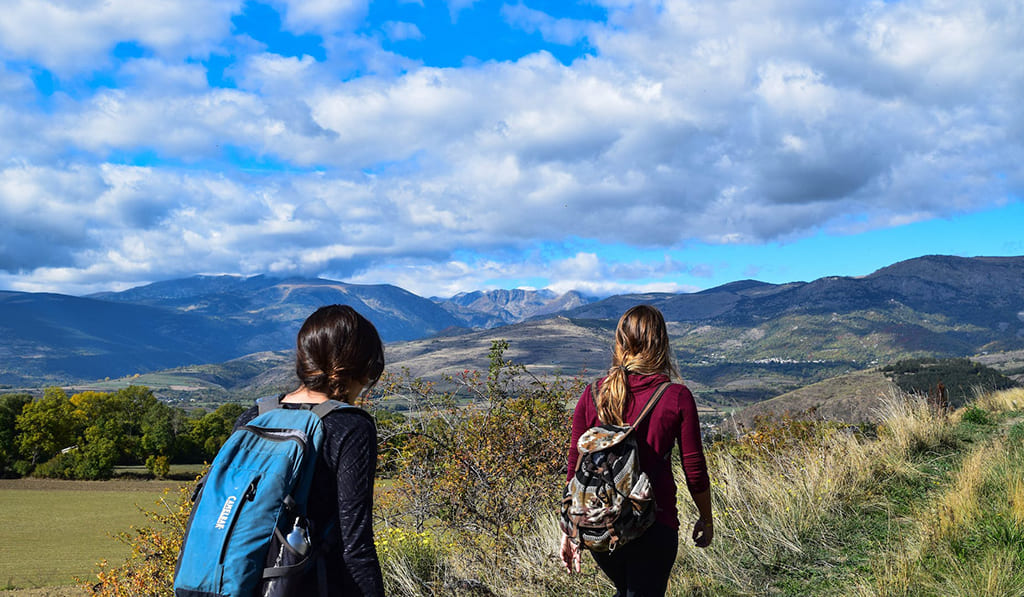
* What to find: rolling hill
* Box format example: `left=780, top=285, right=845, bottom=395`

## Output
left=2, top=255, right=1022, bottom=406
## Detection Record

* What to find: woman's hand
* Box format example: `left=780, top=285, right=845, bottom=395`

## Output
left=692, top=518, right=713, bottom=548
left=560, top=532, right=582, bottom=573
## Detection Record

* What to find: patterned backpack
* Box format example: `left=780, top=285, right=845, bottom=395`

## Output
left=560, top=379, right=671, bottom=552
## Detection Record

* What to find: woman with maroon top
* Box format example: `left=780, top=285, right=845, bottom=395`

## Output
left=560, top=305, right=713, bottom=596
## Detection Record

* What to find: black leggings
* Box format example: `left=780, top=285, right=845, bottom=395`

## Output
left=591, top=523, right=679, bottom=597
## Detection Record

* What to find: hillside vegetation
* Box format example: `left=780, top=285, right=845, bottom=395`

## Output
left=82, top=350, right=1024, bottom=597
left=735, top=357, right=1019, bottom=427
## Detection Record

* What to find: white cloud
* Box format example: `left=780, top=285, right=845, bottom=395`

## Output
left=502, top=3, right=593, bottom=46
left=2, top=0, right=1023, bottom=296
left=0, top=0, right=241, bottom=75
left=383, top=21, right=424, bottom=42
left=273, top=0, right=369, bottom=34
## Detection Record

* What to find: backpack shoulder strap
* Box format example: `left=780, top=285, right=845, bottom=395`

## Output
left=590, top=377, right=604, bottom=421
left=627, top=381, right=672, bottom=432
left=311, top=399, right=353, bottom=419
left=256, top=394, right=284, bottom=416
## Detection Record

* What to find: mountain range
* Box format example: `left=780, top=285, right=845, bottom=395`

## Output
left=2, top=255, right=1022, bottom=405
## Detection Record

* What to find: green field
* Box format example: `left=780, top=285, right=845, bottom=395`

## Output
left=0, top=479, right=184, bottom=591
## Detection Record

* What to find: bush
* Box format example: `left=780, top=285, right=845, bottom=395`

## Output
left=960, top=406, right=990, bottom=425
left=145, top=455, right=171, bottom=478
left=375, top=340, right=584, bottom=586
left=88, top=483, right=194, bottom=596
left=376, top=528, right=449, bottom=595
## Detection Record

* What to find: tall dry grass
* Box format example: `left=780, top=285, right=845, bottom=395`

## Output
left=856, top=387, right=1024, bottom=597
left=673, top=386, right=957, bottom=595
left=973, top=386, right=1024, bottom=414
left=929, top=441, right=1001, bottom=543
left=873, top=386, right=957, bottom=457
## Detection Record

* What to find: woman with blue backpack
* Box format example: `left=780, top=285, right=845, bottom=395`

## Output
left=176, top=305, right=386, bottom=597
left=240, top=304, right=387, bottom=596
left=560, top=304, right=713, bottom=597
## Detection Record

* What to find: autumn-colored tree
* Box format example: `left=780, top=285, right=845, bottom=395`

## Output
left=380, top=340, right=583, bottom=567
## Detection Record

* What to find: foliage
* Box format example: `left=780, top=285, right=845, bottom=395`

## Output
left=146, top=454, right=171, bottom=478
left=375, top=527, right=450, bottom=595
left=716, top=408, right=849, bottom=459
left=378, top=342, right=581, bottom=565
left=85, top=357, right=1024, bottom=596
left=960, top=405, right=991, bottom=425
left=1, top=386, right=247, bottom=479
left=376, top=340, right=583, bottom=573
left=882, top=357, right=1018, bottom=406
left=88, top=483, right=194, bottom=596
left=0, top=392, right=32, bottom=476
left=15, top=387, right=81, bottom=467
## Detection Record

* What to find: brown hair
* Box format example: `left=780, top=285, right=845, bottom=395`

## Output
left=295, top=305, right=385, bottom=403
left=596, top=304, right=677, bottom=424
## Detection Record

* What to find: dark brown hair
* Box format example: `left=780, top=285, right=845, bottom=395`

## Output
left=597, top=304, right=678, bottom=424
left=295, top=305, right=385, bottom=403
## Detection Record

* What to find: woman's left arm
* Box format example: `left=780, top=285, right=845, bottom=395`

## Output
left=676, top=386, right=713, bottom=547
left=332, top=414, right=385, bottom=596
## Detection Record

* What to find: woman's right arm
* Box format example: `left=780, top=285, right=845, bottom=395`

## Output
left=565, top=385, right=592, bottom=482
left=561, top=387, right=591, bottom=573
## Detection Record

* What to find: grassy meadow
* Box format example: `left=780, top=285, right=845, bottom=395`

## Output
left=0, top=479, right=182, bottom=592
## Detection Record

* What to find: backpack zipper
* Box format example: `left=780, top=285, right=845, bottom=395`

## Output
left=217, top=477, right=259, bottom=566
left=239, top=425, right=312, bottom=454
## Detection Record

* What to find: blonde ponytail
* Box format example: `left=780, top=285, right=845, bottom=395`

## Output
left=595, top=305, right=677, bottom=425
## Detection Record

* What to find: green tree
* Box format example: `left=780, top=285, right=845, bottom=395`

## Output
left=0, top=393, right=32, bottom=476
left=16, top=387, right=82, bottom=468
left=188, top=402, right=246, bottom=461
left=141, top=400, right=178, bottom=459
left=73, top=423, right=120, bottom=479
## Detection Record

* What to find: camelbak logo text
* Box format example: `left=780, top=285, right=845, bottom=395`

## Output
left=215, top=496, right=237, bottom=530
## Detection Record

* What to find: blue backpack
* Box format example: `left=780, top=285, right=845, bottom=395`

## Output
left=174, top=396, right=352, bottom=597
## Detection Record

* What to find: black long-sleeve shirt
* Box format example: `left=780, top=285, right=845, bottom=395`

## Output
left=235, top=400, right=385, bottom=596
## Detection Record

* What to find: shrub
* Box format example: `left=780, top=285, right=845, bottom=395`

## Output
left=960, top=406, right=990, bottom=425
left=376, top=528, right=449, bottom=595
left=375, top=340, right=584, bottom=588
left=88, top=483, right=193, bottom=596
left=146, top=454, right=171, bottom=478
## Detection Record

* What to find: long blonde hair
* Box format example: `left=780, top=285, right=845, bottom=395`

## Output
left=596, top=305, right=678, bottom=424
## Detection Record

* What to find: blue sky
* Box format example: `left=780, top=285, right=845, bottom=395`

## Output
left=0, top=0, right=1021, bottom=298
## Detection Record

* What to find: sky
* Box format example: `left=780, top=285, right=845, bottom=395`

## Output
left=0, top=0, right=1022, bottom=299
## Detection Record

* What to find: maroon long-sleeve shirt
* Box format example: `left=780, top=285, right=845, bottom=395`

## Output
left=566, top=373, right=710, bottom=530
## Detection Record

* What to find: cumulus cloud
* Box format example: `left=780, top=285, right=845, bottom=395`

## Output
left=502, top=3, right=594, bottom=46
left=271, top=0, right=369, bottom=34
left=1, top=0, right=1022, bottom=295
left=0, top=0, right=241, bottom=75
